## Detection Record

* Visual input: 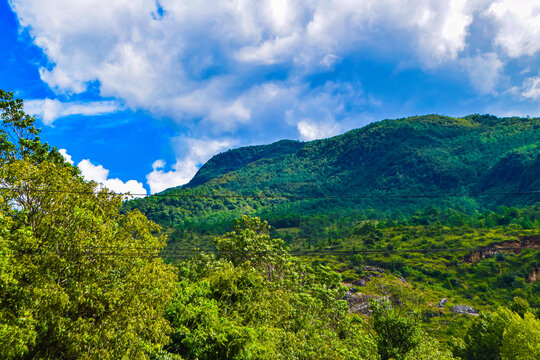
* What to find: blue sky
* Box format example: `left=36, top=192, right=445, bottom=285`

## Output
left=2, top=0, right=540, bottom=194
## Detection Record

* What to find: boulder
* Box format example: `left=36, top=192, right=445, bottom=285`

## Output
left=438, top=298, right=448, bottom=308
left=450, top=304, right=478, bottom=315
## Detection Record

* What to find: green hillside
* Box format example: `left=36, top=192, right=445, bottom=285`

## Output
left=124, top=113, right=540, bottom=316
left=125, top=114, right=540, bottom=235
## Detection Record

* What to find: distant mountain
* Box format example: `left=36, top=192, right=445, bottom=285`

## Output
left=125, top=114, right=540, bottom=235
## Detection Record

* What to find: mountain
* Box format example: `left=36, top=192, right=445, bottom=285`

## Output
left=185, top=114, right=539, bottom=198
left=121, top=114, right=540, bottom=343
left=125, top=114, right=539, bottom=233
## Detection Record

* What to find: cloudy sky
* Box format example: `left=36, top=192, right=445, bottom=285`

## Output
left=2, top=0, right=540, bottom=194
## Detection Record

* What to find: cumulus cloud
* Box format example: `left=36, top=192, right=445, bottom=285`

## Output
left=24, top=98, right=119, bottom=125
left=297, top=120, right=341, bottom=141
left=77, top=158, right=147, bottom=196
left=521, top=76, right=540, bottom=100
left=146, top=137, right=235, bottom=194
left=486, top=0, right=540, bottom=57
left=58, top=148, right=73, bottom=165
left=10, top=0, right=540, bottom=181
left=461, top=52, right=504, bottom=94
left=10, top=0, right=486, bottom=129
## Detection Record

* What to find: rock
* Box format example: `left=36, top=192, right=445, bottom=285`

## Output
left=364, top=265, right=385, bottom=273
left=396, top=275, right=408, bottom=284
left=450, top=305, right=478, bottom=315
left=345, top=292, right=382, bottom=315
left=527, top=265, right=540, bottom=283
left=438, top=298, right=448, bottom=308
left=352, top=279, right=367, bottom=287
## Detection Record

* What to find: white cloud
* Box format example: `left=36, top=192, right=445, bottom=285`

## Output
left=77, top=158, right=147, bottom=196
left=24, top=98, right=119, bottom=125
left=297, top=119, right=341, bottom=141
left=58, top=148, right=73, bottom=165
left=461, top=52, right=504, bottom=94
left=146, top=137, right=235, bottom=194
left=486, top=0, right=540, bottom=57
left=10, top=0, right=540, bottom=152
left=522, top=76, right=540, bottom=100
left=236, top=33, right=301, bottom=65
left=9, top=0, right=485, bottom=128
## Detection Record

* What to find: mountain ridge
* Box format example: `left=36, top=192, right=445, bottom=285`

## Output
left=170, top=114, right=539, bottom=198
left=124, top=113, right=540, bottom=236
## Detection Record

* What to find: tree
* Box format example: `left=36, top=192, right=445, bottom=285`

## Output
left=0, top=90, right=178, bottom=359
left=0, top=90, right=64, bottom=165
left=499, top=310, right=540, bottom=360
left=456, top=307, right=540, bottom=360
left=165, top=215, right=378, bottom=359
left=370, top=298, right=422, bottom=360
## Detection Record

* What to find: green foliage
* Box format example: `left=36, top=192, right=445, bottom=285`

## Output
left=404, top=336, right=456, bottom=360
left=456, top=307, right=540, bottom=360
left=127, top=114, right=540, bottom=241
left=165, top=216, right=379, bottom=359
left=0, top=90, right=65, bottom=166
left=0, top=92, right=178, bottom=359
left=370, top=298, right=422, bottom=360
left=509, top=296, right=531, bottom=317
left=214, top=216, right=290, bottom=281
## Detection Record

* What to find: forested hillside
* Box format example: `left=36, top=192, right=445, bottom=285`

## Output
left=2, top=90, right=539, bottom=359
left=124, top=114, right=540, bottom=346
left=125, top=114, right=540, bottom=236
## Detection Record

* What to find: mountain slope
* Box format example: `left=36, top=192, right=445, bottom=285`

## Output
left=185, top=114, right=539, bottom=196
left=124, top=114, right=540, bottom=337
left=125, top=114, right=540, bottom=234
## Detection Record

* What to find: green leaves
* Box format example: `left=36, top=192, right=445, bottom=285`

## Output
left=166, top=216, right=378, bottom=359
left=457, top=307, right=540, bottom=360
left=0, top=92, right=178, bottom=358
left=0, top=90, right=65, bottom=166
left=0, top=159, right=178, bottom=359
left=370, top=298, right=422, bottom=360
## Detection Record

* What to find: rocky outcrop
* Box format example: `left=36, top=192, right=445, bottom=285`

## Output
left=464, top=235, right=540, bottom=263
left=344, top=290, right=382, bottom=315
left=439, top=298, right=448, bottom=308
left=450, top=305, right=478, bottom=315
left=528, top=265, right=540, bottom=282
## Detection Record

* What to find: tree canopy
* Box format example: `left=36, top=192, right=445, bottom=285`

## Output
left=0, top=90, right=178, bottom=359
left=165, top=215, right=378, bottom=359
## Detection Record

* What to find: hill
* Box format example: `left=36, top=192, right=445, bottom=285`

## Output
left=125, top=114, right=540, bottom=235
left=124, top=114, right=540, bottom=340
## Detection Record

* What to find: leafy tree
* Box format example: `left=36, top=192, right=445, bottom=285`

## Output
left=165, top=215, right=378, bottom=359
left=404, top=336, right=456, bottom=360
left=508, top=296, right=531, bottom=317
left=456, top=307, right=540, bottom=360
left=0, top=90, right=64, bottom=165
left=0, top=90, right=178, bottom=359
left=499, top=311, right=540, bottom=360
left=370, top=298, right=422, bottom=360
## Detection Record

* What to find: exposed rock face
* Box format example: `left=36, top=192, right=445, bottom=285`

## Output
left=527, top=265, right=540, bottom=283
left=464, top=235, right=540, bottom=263
left=450, top=305, right=478, bottom=315
left=364, top=265, right=385, bottom=273
left=344, top=291, right=382, bottom=315
left=439, top=298, right=448, bottom=308
left=352, top=279, right=366, bottom=287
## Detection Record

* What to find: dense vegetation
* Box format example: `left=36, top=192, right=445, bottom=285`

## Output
left=123, top=113, right=540, bottom=312
left=0, top=90, right=177, bottom=358
left=1, top=90, right=539, bottom=358
left=126, top=113, right=540, bottom=236
left=123, top=111, right=540, bottom=358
